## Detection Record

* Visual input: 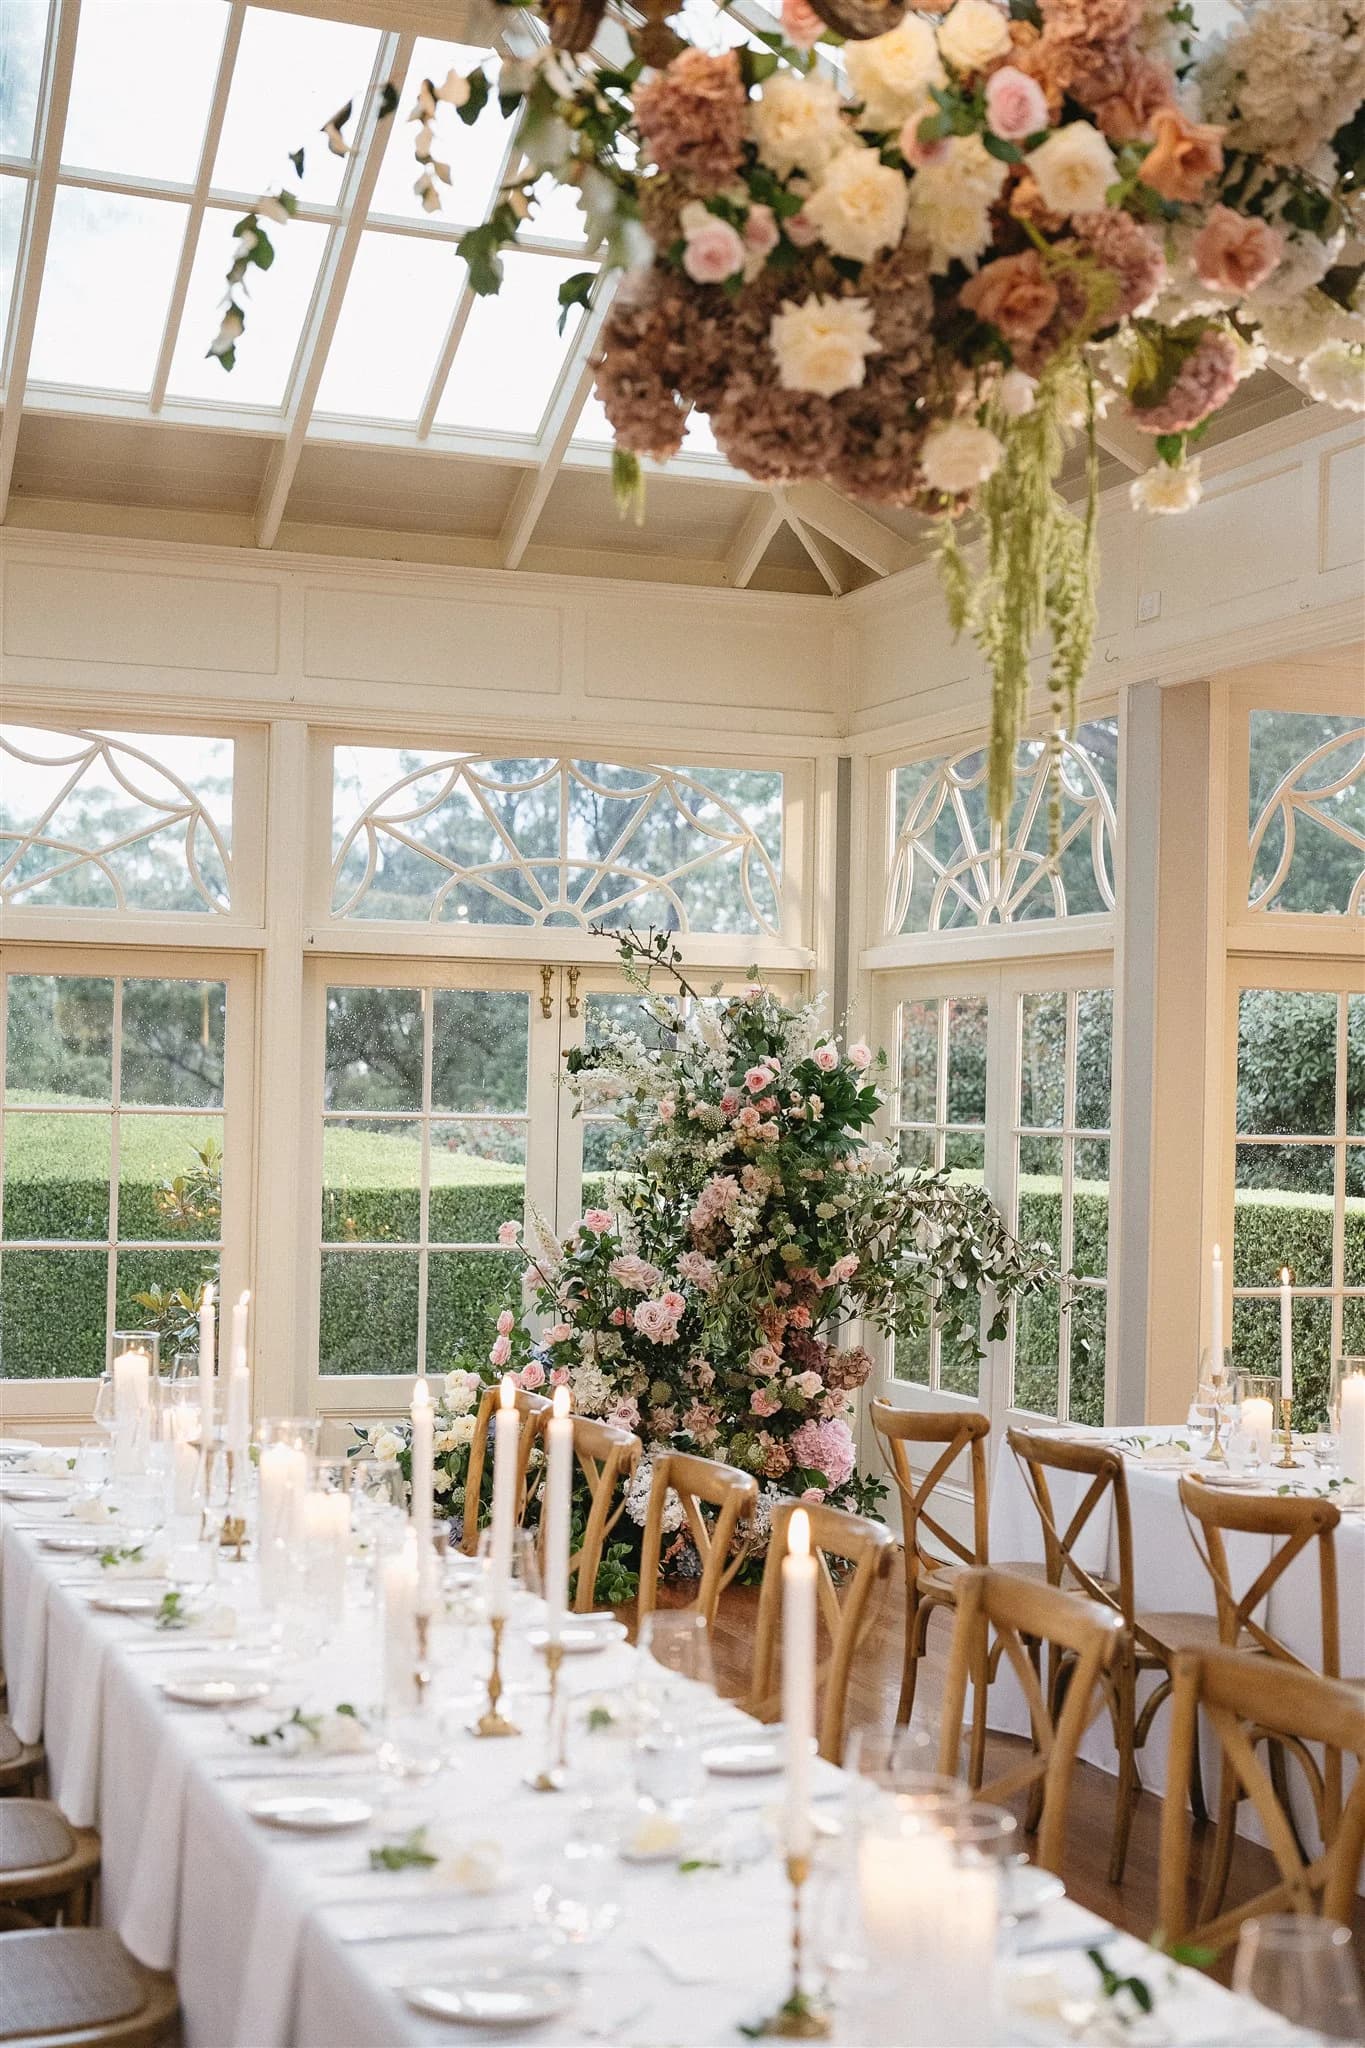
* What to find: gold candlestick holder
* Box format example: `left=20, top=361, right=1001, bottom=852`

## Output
left=415, top=1609, right=432, bottom=1706
left=219, top=1515, right=247, bottom=1560
left=526, top=1638, right=567, bottom=1791
left=1276, top=1395, right=1300, bottom=1469
left=1206, top=1385, right=1228, bottom=1464
left=471, top=1614, right=520, bottom=1738
left=756, top=1854, right=829, bottom=2039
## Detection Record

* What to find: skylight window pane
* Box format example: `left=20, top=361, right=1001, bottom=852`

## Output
left=213, top=9, right=379, bottom=207
left=0, top=0, right=49, bottom=161
left=0, top=177, right=23, bottom=363
left=31, top=187, right=186, bottom=392
left=315, top=231, right=464, bottom=421
left=166, top=209, right=328, bottom=407
left=435, top=253, right=587, bottom=437
left=62, top=0, right=229, bottom=182
left=368, top=40, right=513, bottom=225
left=527, top=175, right=589, bottom=247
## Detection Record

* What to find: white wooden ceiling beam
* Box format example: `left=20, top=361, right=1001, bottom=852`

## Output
left=254, top=29, right=416, bottom=549
left=779, top=481, right=913, bottom=576
left=775, top=488, right=844, bottom=594
left=0, top=0, right=82, bottom=523
left=148, top=3, right=245, bottom=414
left=1095, top=414, right=1154, bottom=474
left=498, top=281, right=615, bottom=569
left=724, top=495, right=783, bottom=588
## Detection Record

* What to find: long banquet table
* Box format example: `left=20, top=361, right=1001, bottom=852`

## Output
left=0, top=1473, right=1328, bottom=2048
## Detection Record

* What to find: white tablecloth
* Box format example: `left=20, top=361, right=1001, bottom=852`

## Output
left=1, top=1483, right=1322, bottom=2048
left=986, top=1433, right=1364, bottom=1862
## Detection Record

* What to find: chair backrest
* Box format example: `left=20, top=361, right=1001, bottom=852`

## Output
left=869, top=1399, right=989, bottom=1580
left=1159, top=1647, right=1365, bottom=1946
left=1178, top=1477, right=1342, bottom=1674
left=1006, top=1429, right=1134, bottom=1625
left=562, top=1413, right=642, bottom=1614
left=939, top=1568, right=1122, bottom=1876
left=636, top=1451, right=758, bottom=1630
left=459, top=1385, right=552, bottom=1557
left=747, top=1499, right=895, bottom=1763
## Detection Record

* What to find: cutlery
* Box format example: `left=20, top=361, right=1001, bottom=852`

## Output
left=1015, top=1927, right=1119, bottom=1958
left=342, top=1918, right=522, bottom=1946
left=212, top=1763, right=372, bottom=1782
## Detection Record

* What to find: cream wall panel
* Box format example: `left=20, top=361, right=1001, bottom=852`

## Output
left=302, top=585, right=565, bottom=695
left=3, top=561, right=280, bottom=675
left=1137, top=463, right=1303, bottom=623
left=1321, top=436, right=1365, bottom=574
left=582, top=603, right=833, bottom=717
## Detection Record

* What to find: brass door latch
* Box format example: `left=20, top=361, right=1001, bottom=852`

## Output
left=539, top=965, right=554, bottom=1019
left=566, top=965, right=581, bottom=1018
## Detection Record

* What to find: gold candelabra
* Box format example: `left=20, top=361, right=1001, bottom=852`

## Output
left=756, top=1854, right=829, bottom=2039
left=1206, top=1384, right=1227, bottom=1464
left=526, top=1638, right=567, bottom=1791
left=472, top=1614, right=520, bottom=1738
left=1276, top=1395, right=1300, bottom=1469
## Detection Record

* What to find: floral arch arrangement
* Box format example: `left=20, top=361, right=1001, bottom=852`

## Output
left=219, top=0, right=1365, bottom=824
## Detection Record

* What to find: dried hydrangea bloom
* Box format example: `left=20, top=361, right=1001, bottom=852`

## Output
left=1128, top=327, right=1242, bottom=434
left=593, top=288, right=690, bottom=461
left=634, top=48, right=748, bottom=191
left=1072, top=207, right=1167, bottom=321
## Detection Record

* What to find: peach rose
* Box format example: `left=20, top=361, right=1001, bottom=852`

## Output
left=1139, top=106, right=1224, bottom=205
left=781, top=0, right=825, bottom=48
left=1191, top=205, right=1284, bottom=295
left=1087, top=53, right=1173, bottom=144
left=960, top=250, right=1059, bottom=341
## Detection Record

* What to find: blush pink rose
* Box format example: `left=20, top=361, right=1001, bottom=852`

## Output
left=786, top=208, right=821, bottom=248
left=545, top=1321, right=574, bottom=1343
left=497, top=1220, right=519, bottom=1246
left=813, top=1043, right=839, bottom=1071
left=681, top=213, right=746, bottom=284
left=750, top=1387, right=783, bottom=1417
left=720, top=1089, right=741, bottom=1115
left=781, top=0, right=825, bottom=48
left=658, top=1097, right=676, bottom=1122
left=745, top=1065, right=774, bottom=1094
left=984, top=65, right=1049, bottom=142
left=744, top=203, right=780, bottom=259
left=1191, top=205, right=1283, bottom=295
left=582, top=1208, right=614, bottom=1234
left=496, top=1309, right=515, bottom=1336
left=489, top=1333, right=511, bottom=1367
left=550, top=1365, right=570, bottom=1385
left=898, top=117, right=951, bottom=168
left=517, top=1360, right=545, bottom=1390
left=848, top=1041, right=873, bottom=1071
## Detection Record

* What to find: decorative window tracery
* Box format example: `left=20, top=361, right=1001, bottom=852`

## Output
left=1247, top=713, right=1365, bottom=917
left=886, top=722, right=1117, bottom=938
left=330, top=751, right=784, bottom=935
left=0, top=726, right=233, bottom=914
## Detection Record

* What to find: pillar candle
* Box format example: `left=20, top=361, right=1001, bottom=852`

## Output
left=198, top=1284, right=216, bottom=1446
left=303, top=1488, right=349, bottom=1623
left=225, top=1292, right=250, bottom=1454
left=488, top=1377, right=518, bottom=1621
left=381, top=1530, right=420, bottom=1715
left=112, top=1348, right=150, bottom=1427
left=782, top=1507, right=817, bottom=1863
left=1210, top=1244, right=1224, bottom=1380
left=257, top=1442, right=306, bottom=1604
left=1279, top=1268, right=1293, bottom=1401
left=544, top=1385, right=573, bottom=1643
left=410, top=1377, right=434, bottom=1616
left=1339, top=1372, right=1365, bottom=1484
left=1243, top=1396, right=1274, bottom=1463
left=172, top=1438, right=199, bottom=1518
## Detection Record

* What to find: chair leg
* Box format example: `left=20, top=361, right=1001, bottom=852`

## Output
left=1108, top=1658, right=1139, bottom=1886
left=896, top=1588, right=923, bottom=1728
left=1266, top=1738, right=1311, bottom=1866
left=1187, top=1708, right=1207, bottom=1826
left=1198, top=1759, right=1239, bottom=1926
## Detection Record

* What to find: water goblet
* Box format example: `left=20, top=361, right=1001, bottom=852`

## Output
left=532, top=1800, right=623, bottom=1948
left=1232, top=1917, right=1365, bottom=2042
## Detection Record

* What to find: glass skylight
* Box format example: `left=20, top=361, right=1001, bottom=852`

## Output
left=1, top=175, right=22, bottom=362
left=212, top=8, right=378, bottom=205
left=368, top=39, right=514, bottom=226
left=527, top=174, right=589, bottom=248
left=62, top=0, right=229, bottom=183
left=435, top=250, right=587, bottom=436
left=0, top=0, right=48, bottom=162
left=30, top=186, right=186, bottom=392
left=167, top=208, right=328, bottom=408
left=315, top=230, right=465, bottom=421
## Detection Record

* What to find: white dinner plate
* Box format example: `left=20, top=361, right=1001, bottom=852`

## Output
left=527, top=1615, right=627, bottom=1655
left=703, top=1735, right=783, bottom=1777
left=246, top=1795, right=373, bottom=1833
left=0, top=1439, right=43, bottom=1461
left=1004, top=1865, right=1066, bottom=1921
left=40, top=1532, right=105, bottom=1554
left=404, top=1966, right=574, bottom=2029
left=88, top=1588, right=168, bottom=1615
left=160, top=1669, right=272, bottom=1708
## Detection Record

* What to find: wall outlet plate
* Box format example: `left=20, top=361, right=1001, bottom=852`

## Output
left=1137, top=590, right=1161, bottom=622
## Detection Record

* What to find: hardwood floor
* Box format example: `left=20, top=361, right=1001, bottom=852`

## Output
left=692, top=1577, right=1365, bottom=1966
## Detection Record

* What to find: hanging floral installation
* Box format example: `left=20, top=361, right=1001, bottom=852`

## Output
left=215, top=1, right=1365, bottom=824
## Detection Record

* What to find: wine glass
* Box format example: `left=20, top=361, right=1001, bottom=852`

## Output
left=532, top=1799, right=623, bottom=1947
left=91, top=1372, right=117, bottom=1439
left=1232, top=1918, right=1365, bottom=2041
left=633, top=1611, right=714, bottom=1810
left=843, top=1726, right=970, bottom=1825
left=636, top=1609, right=715, bottom=1690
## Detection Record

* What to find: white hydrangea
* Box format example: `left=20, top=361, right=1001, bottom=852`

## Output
left=1130, top=458, right=1203, bottom=515
left=1253, top=290, right=1364, bottom=363
left=1301, top=340, right=1365, bottom=411
left=626, top=1459, right=684, bottom=1532
left=803, top=145, right=909, bottom=263
left=569, top=1360, right=612, bottom=1413
left=844, top=16, right=944, bottom=131
left=750, top=70, right=848, bottom=180
left=1198, top=0, right=1365, bottom=168
left=1248, top=227, right=1344, bottom=308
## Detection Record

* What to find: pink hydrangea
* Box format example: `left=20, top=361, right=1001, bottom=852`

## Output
left=790, top=1415, right=856, bottom=1489
left=582, top=1208, right=614, bottom=1235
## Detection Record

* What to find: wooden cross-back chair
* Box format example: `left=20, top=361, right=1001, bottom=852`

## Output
left=938, top=1568, right=1122, bottom=1878
left=746, top=1499, right=895, bottom=1764
left=1178, top=1477, right=1356, bottom=1920
left=636, top=1452, right=758, bottom=1631
left=559, top=1413, right=641, bottom=1613
left=1159, top=1648, right=1365, bottom=1950
left=459, top=1386, right=552, bottom=1558
left=1008, top=1429, right=1219, bottom=1883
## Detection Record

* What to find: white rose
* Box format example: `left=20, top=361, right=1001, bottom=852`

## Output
left=945, top=133, right=1010, bottom=202
left=443, top=1378, right=476, bottom=1416
left=804, top=146, right=909, bottom=264
left=372, top=1429, right=401, bottom=1464
left=447, top=1412, right=477, bottom=1446
left=920, top=420, right=1003, bottom=494
left=1301, top=340, right=1365, bottom=411
left=906, top=178, right=992, bottom=274
left=998, top=368, right=1037, bottom=416
left=1024, top=122, right=1118, bottom=217
left=1130, top=456, right=1203, bottom=514
left=845, top=16, right=944, bottom=131
left=750, top=71, right=848, bottom=179
left=769, top=294, right=882, bottom=398
left=936, top=0, right=1012, bottom=74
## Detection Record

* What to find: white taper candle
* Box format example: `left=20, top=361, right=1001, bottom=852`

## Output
left=545, top=1384, right=573, bottom=1643
left=782, top=1506, right=817, bottom=1863
left=1280, top=1267, right=1294, bottom=1401
left=410, top=1376, right=434, bottom=1615
left=488, top=1376, right=519, bottom=1621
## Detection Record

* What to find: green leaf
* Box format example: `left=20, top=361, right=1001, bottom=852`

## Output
left=288, top=147, right=305, bottom=179
left=738, top=48, right=779, bottom=88
left=556, top=268, right=596, bottom=335
left=611, top=447, right=644, bottom=524
left=458, top=69, right=490, bottom=126
left=982, top=132, right=1023, bottom=164
left=457, top=223, right=505, bottom=297
left=377, top=81, right=399, bottom=120
left=369, top=1827, right=439, bottom=1872
left=1153, top=433, right=1185, bottom=466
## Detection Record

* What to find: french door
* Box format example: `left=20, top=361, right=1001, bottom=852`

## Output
left=870, top=957, right=1115, bottom=1455
left=304, top=959, right=804, bottom=1414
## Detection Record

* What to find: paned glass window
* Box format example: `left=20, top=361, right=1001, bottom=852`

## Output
left=1248, top=712, right=1365, bottom=917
